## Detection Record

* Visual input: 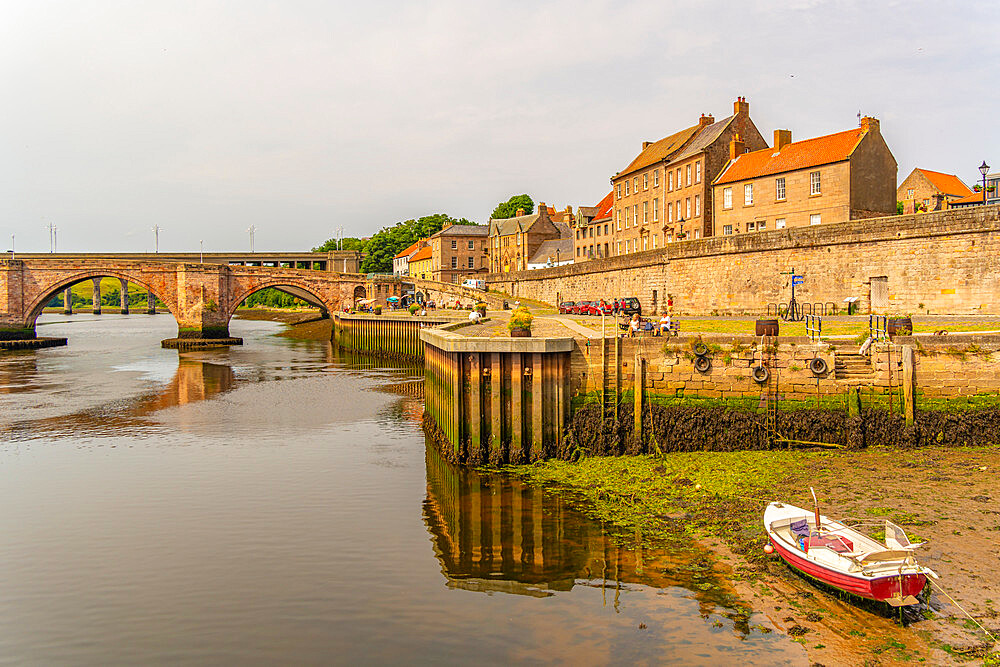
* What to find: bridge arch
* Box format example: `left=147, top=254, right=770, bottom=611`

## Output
left=24, top=270, right=180, bottom=329
left=226, top=280, right=342, bottom=325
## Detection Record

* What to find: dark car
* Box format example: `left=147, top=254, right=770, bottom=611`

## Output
left=558, top=301, right=577, bottom=314
left=619, top=297, right=642, bottom=316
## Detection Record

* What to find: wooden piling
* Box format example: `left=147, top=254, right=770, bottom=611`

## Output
left=901, top=345, right=915, bottom=426
left=634, top=352, right=645, bottom=449
left=511, top=352, right=523, bottom=459
left=531, top=353, right=544, bottom=461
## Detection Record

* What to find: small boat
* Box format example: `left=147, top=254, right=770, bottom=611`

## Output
left=764, top=490, right=938, bottom=607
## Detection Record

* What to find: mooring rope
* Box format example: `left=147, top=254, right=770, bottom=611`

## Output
left=927, top=577, right=998, bottom=645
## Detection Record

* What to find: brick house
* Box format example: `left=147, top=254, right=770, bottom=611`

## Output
left=897, top=168, right=973, bottom=214
left=711, top=116, right=896, bottom=235
left=610, top=97, right=767, bottom=255
left=574, top=191, right=613, bottom=261
left=487, top=203, right=566, bottom=273
left=428, top=223, right=489, bottom=283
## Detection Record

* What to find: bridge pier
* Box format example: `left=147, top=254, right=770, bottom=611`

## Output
left=92, top=278, right=102, bottom=315
left=119, top=279, right=129, bottom=315
left=146, top=291, right=156, bottom=315
left=63, top=287, right=73, bottom=314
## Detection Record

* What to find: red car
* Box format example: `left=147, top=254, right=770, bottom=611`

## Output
left=558, top=301, right=577, bottom=314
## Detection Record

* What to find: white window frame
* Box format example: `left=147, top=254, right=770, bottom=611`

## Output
left=685, top=198, right=691, bottom=218
left=776, top=177, right=785, bottom=201
left=652, top=234, right=657, bottom=249
left=451, top=239, right=457, bottom=249
left=653, top=170, right=659, bottom=187
left=617, top=184, right=622, bottom=199
left=643, top=173, right=648, bottom=190
left=810, top=213, right=822, bottom=225
left=633, top=177, right=638, bottom=192
left=616, top=209, right=621, bottom=230
left=776, top=218, right=786, bottom=229
left=667, top=202, right=673, bottom=222
left=668, top=171, right=673, bottom=191
left=695, top=195, right=701, bottom=217
left=624, top=181, right=629, bottom=196
left=653, top=198, right=659, bottom=221
left=744, top=183, right=754, bottom=206
left=758, top=220, right=766, bottom=230
left=686, top=164, right=692, bottom=186
left=723, top=187, right=732, bottom=209
left=643, top=201, right=648, bottom=223
left=723, top=224, right=733, bottom=235
left=451, top=256, right=458, bottom=268
left=810, top=171, right=821, bottom=195
left=695, top=161, right=701, bottom=184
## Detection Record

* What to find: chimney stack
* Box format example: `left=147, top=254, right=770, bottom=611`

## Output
left=515, top=208, right=525, bottom=216
left=729, top=134, right=746, bottom=160
left=699, top=113, right=714, bottom=127
left=642, top=141, right=652, bottom=150
left=860, top=116, right=879, bottom=133
left=733, top=96, right=749, bottom=115
left=773, top=129, right=792, bottom=150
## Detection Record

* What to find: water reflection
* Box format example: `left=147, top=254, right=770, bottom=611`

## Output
left=423, top=443, right=744, bottom=621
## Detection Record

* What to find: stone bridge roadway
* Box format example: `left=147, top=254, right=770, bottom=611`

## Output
left=0, top=258, right=499, bottom=341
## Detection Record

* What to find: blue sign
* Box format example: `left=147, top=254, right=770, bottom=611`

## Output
left=792, top=275, right=805, bottom=286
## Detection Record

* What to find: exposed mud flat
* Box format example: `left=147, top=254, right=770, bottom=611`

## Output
left=234, top=308, right=332, bottom=340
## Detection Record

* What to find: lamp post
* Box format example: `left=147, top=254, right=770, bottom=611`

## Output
left=151, top=225, right=161, bottom=253
left=678, top=216, right=685, bottom=240
left=199, top=239, right=204, bottom=263
left=980, top=161, right=990, bottom=205
left=247, top=225, right=256, bottom=253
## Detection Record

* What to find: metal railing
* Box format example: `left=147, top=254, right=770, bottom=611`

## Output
left=869, top=314, right=888, bottom=341
left=805, top=314, right=822, bottom=341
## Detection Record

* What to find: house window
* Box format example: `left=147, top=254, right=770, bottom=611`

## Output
left=695, top=195, right=701, bottom=216
left=576, top=247, right=580, bottom=257
left=685, top=198, right=691, bottom=218
left=695, top=161, right=702, bottom=183
left=625, top=181, right=629, bottom=196
left=451, top=239, right=457, bottom=250
left=667, top=202, right=673, bottom=222
left=617, top=184, right=622, bottom=199
left=643, top=201, right=648, bottom=223
left=776, top=177, right=785, bottom=201
left=668, top=171, right=673, bottom=191
left=759, top=220, right=766, bottom=230
left=604, top=224, right=608, bottom=235
left=643, top=173, right=648, bottom=190
left=723, top=225, right=733, bottom=235
left=654, top=170, right=659, bottom=187
left=747, top=222, right=755, bottom=231
left=451, top=257, right=458, bottom=268
left=596, top=225, right=601, bottom=237
left=616, top=241, right=621, bottom=254
left=686, top=164, right=692, bottom=186
left=810, top=171, right=821, bottom=195
left=694, top=229, right=700, bottom=239
left=633, top=204, right=638, bottom=222
left=723, top=187, right=732, bottom=209
left=468, top=257, right=474, bottom=268
left=589, top=227, right=594, bottom=238
left=633, top=176, right=638, bottom=192
left=625, top=207, right=630, bottom=227
left=906, top=188, right=914, bottom=198
left=810, top=213, right=822, bottom=225
left=653, top=198, right=659, bottom=221
left=676, top=168, right=681, bottom=187
left=676, top=201, right=681, bottom=219
left=616, top=210, right=621, bottom=229
left=776, top=218, right=786, bottom=229
left=642, top=237, right=648, bottom=251
left=468, top=240, right=474, bottom=249
left=652, top=235, right=657, bottom=248
left=575, top=230, right=580, bottom=240
left=744, top=183, right=754, bottom=206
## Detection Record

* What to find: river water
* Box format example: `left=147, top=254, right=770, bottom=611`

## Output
left=0, top=314, right=804, bottom=665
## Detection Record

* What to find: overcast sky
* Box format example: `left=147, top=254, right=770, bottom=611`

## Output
left=3, top=0, right=997, bottom=253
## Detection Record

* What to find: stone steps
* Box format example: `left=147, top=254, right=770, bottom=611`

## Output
left=835, top=353, right=874, bottom=380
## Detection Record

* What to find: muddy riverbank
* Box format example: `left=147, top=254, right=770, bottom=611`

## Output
left=233, top=307, right=332, bottom=340
left=509, top=447, right=1000, bottom=665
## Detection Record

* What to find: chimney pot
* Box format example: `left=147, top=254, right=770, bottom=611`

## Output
left=734, top=97, right=749, bottom=115
left=515, top=208, right=525, bottom=216
left=860, top=116, right=879, bottom=133
left=773, top=129, right=792, bottom=150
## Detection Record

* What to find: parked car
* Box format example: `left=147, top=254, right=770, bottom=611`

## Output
left=595, top=300, right=613, bottom=315
left=578, top=301, right=599, bottom=315
left=619, top=297, right=642, bottom=316
left=558, top=301, right=577, bottom=314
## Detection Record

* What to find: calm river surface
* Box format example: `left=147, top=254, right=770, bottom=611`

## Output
left=0, top=314, right=804, bottom=665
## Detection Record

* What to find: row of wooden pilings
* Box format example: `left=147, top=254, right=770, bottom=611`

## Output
left=333, top=313, right=448, bottom=359
left=421, top=328, right=574, bottom=465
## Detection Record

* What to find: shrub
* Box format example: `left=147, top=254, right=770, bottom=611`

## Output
left=408, top=303, right=420, bottom=315
left=374, top=305, right=382, bottom=315
left=508, top=306, right=533, bottom=331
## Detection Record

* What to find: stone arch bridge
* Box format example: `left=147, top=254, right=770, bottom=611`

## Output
left=0, top=258, right=501, bottom=342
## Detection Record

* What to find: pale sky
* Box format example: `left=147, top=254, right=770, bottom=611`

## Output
left=3, top=0, right=998, bottom=253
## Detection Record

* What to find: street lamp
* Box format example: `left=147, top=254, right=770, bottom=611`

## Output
left=980, top=161, right=990, bottom=205
left=199, top=239, right=204, bottom=263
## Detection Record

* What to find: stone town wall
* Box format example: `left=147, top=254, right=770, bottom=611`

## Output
left=487, top=205, right=1000, bottom=316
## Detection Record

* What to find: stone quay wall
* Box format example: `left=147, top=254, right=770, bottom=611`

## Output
left=487, top=205, right=1000, bottom=316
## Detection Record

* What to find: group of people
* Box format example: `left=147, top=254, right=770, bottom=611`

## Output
left=626, top=312, right=674, bottom=338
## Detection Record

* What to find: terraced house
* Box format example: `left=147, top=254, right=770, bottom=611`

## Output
left=428, top=223, right=489, bottom=284
left=711, top=116, right=896, bottom=235
left=573, top=191, right=613, bottom=261
left=896, top=168, right=973, bottom=214
left=610, top=97, right=766, bottom=254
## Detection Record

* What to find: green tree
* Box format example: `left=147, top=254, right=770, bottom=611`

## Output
left=490, top=194, right=534, bottom=220
left=312, top=236, right=366, bottom=252
left=896, top=201, right=904, bottom=215
left=359, top=214, right=475, bottom=273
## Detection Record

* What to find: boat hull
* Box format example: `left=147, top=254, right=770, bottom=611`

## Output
left=769, top=535, right=927, bottom=602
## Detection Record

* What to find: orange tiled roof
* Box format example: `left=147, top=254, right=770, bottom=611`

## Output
left=915, top=169, right=973, bottom=197
left=950, top=192, right=985, bottom=205
left=714, top=128, right=865, bottom=185
left=409, top=246, right=432, bottom=262
left=593, top=191, right=613, bottom=220
left=393, top=240, right=423, bottom=260
left=617, top=124, right=702, bottom=179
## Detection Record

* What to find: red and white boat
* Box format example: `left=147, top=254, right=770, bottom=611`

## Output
left=764, top=494, right=938, bottom=607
